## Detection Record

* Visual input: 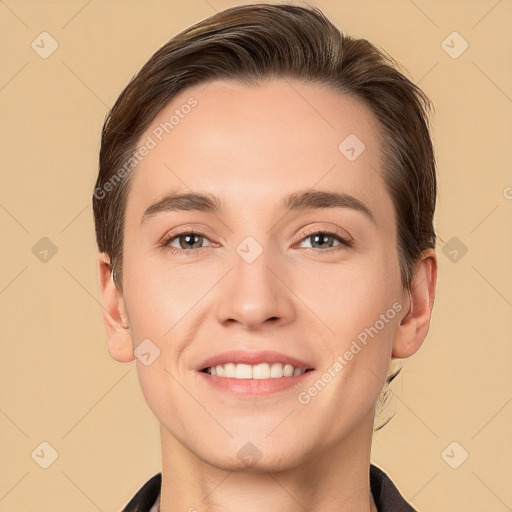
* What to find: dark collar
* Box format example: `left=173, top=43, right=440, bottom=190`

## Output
left=369, top=464, right=417, bottom=511
left=121, top=463, right=416, bottom=511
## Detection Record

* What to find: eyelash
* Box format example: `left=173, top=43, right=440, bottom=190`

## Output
left=159, top=228, right=353, bottom=256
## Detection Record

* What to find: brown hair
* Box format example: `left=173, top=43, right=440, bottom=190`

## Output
left=92, top=2, right=436, bottom=426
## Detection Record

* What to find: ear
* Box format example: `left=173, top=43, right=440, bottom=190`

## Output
left=97, top=253, right=135, bottom=363
left=392, top=248, right=437, bottom=359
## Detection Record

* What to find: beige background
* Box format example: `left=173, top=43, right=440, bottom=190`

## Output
left=1, top=0, right=511, bottom=510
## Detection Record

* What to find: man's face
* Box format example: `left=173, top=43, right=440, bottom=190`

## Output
left=117, top=78, right=407, bottom=470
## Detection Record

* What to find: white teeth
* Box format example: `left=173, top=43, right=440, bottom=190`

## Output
left=224, top=363, right=236, bottom=378
left=235, top=364, right=253, bottom=379
left=205, top=362, right=309, bottom=379
left=253, top=363, right=270, bottom=379
left=270, top=362, right=284, bottom=378
left=283, top=364, right=295, bottom=377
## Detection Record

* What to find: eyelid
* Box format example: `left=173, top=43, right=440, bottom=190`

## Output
left=159, top=224, right=354, bottom=253
left=295, top=225, right=354, bottom=246
left=158, top=225, right=216, bottom=246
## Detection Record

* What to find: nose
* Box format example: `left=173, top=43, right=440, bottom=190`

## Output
left=214, top=242, right=297, bottom=330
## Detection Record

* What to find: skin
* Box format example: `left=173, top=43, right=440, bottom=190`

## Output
left=98, top=78, right=437, bottom=512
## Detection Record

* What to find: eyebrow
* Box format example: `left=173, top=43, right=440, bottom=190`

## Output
left=140, top=189, right=375, bottom=225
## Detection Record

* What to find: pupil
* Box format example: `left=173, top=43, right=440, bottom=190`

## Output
left=182, top=234, right=201, bottom=249
left=312, top=234, right=333, bottom=248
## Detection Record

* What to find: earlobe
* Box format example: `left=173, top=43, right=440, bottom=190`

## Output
left=97, top=253, right=135, bottom=363
left=392, top=249, right=437, bottom=359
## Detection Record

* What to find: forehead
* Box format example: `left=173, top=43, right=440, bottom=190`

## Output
left=125, top=78, right=393, bottom=228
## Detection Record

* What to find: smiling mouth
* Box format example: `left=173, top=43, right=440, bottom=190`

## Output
left=201, top=362, right=314, bottom=379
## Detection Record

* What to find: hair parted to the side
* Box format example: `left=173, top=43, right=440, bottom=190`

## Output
left=92, top=2, right=436, bottom=428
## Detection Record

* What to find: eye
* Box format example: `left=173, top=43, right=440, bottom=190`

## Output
left=296, top=229, right=353, bottom=251
left=159, top=228, right=353, bottom=256
left=160, top=230, right=215, bottom=254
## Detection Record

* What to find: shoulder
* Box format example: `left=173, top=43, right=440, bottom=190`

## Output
left=370, top=464, right=417, bottom=512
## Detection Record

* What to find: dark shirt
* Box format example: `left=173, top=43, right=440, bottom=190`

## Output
left=121, top=463, right=416, bottom=511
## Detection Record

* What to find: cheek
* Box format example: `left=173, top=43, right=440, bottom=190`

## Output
left=300, top=262, right=398, bottom=431
left=299, top=255, right=393, bottom=336
left=300, top=253, right=398, bottom=400
left=121, top=245, right=202, bottom=339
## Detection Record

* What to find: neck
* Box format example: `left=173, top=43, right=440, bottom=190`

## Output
left=158, top=409, right=378, bottom=512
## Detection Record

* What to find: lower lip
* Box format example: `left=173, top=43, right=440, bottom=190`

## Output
left=197, top=369, right=316, bottom=396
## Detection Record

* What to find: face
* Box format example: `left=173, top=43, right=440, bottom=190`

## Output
left=113, top=78, right=410, bottom=471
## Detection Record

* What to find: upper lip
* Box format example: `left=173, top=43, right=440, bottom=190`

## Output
left=197, top=350, right=315, bottom=371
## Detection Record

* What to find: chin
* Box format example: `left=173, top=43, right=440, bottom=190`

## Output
left=202, top=442, right=309, bottom=473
